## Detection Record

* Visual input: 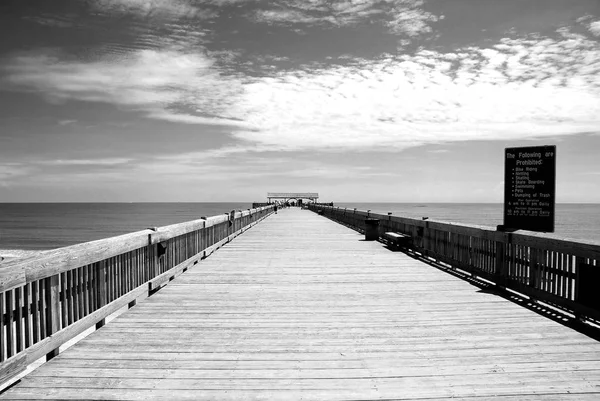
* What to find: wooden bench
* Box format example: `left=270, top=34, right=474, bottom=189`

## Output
left=383, top=232, right=412, bottom=250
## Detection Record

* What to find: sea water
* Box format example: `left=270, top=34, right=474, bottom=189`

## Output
left=1, top=203, right=599, bottom=252
left=0, top=203, right=250, bottom=251
left=334, top=203, right=600, bottom=243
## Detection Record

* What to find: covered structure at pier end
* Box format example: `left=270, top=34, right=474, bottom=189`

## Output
left=267, top=192, right=319, bottom=205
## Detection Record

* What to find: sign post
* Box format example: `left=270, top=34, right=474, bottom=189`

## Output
left=503, top=145, right=556, bottom=232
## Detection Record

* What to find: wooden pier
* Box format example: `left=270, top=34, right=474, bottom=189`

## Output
left=1, top=207, right=600, bottom=399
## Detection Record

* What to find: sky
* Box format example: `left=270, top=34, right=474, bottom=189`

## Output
left=0, top=0, right=599, bottom=203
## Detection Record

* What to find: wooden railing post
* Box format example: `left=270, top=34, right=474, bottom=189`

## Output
left=45, top=275, right=60, bottom=361
left=495, top=232, right=509, bottom=287
left=95, top=260, right=107, bottom=329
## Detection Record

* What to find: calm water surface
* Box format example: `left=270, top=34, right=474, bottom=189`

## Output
left=334, top=203, right=600, bottom=243
left=0, top=203, right=250, bottom=250
left=1, top=202, right=599, bottom=250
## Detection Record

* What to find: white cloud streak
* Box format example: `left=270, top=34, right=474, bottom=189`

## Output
left=3, top=48, right=245, bottom=127
left=36, top=158, right=133, bottom=166
left=224, top=31, right=600, bottom=151
left=252, top=0, right=439, bottom=36
left=589, top=21, right=600, bottom=36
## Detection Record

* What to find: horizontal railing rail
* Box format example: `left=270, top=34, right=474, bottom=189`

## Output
left=309, top=204, right=600, bottom=323
left=0, top=205, right=274, bottom=384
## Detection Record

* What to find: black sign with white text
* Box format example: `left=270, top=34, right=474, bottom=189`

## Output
left=504, top=145, right=556, bottom=232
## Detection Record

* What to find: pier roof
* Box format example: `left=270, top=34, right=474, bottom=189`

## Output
left=267, top=192, right=319, bottom=200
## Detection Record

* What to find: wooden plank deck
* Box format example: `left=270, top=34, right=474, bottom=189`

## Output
left=2, top=207, right=600, bottom=400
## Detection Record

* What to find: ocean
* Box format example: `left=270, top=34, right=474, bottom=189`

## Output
left=0, top=203, right=250, bottom=252
left=1, top=203, right=599, bottom=253
left=335, top=203, right=600, bottom=244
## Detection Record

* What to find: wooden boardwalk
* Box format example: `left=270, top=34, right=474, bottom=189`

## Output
left=2, top=208, right=600, bottom=400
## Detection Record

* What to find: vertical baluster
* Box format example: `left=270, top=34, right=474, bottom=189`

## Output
left=88, top=264, right=94, bottom=313
left=73, top=268, right=79, bottom=322
left=562, top=253, right=569, bottom=298
left=106, top=258, right=115, bottom=304
left=518, top=245, right=523, bottom=282
left=78, top=267, right=84, bottom=320
left=118, top=254, right=123, bottom=297
left=67, top=270, right=73, bottom=325
left=39, top=281, right=47, bottom=340
left=0, top=295, right=4, bottom=361
left=60, top=272, right=67, bottom=329
left=550, top=251, right=557, bottom=295
left=113, top=256, right=119, bottom=299
left=139, top=248, right=144, bottom=286
left=24, top=283, right=32, bottom=348
left=122, top=253, right=127, bottom=295
left=528, top=247, right=537, bottom=288
left=543, top=250, right=550, bottom=292
left=91, top=262, right=97, bottom=312
left=124, top=253, right=129, bottom=294
left=31, top=281, right=39, bottom=344
left=5, top=291, right=14, bottom=358
left=114, top=256, right=119, bottom=299
left=15, top=287, right=23, bottom=353
left=131, top=251, right=136, bottom=289
left=131, top=251, right=136, bottom=291
left=568, top=254, right=574, bottom=299
left=96, top=259, right=107, bottom=329
left=137, top=249, right=142, bottom=287
left=125, top=253, right=130, bottom=292
left=81, top=265, right=90, bottom=317
left=547, top=250, right=553, bottom=292
left=45, top=275, right=60, bottom=360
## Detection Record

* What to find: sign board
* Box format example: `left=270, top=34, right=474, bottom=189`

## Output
left=504, top=145, right=556, bottom=232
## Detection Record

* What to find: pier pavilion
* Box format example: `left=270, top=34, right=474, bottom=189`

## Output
left=267, top=192, right=319, bottom=204
left=1, top=206, right=600, bottom=399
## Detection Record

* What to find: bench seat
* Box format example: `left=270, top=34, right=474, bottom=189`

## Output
left=383, top=231, right=412, bottom=249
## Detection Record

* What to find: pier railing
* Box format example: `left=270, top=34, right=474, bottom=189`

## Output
left=309, top=205, right=600, bottom=323
left=0, top=205, right=274, bottom=384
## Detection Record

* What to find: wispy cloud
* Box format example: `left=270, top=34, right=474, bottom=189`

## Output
left=0, top=163, right=31, bottom=186
left=589, top=21, right=600, bottom=36
left=90, top=0, right=205, bottom=19
left=23, top=14, right=80, bottom=28
left=252, top=0, right=439, bottom=37
left=36, top=158, right=133, bottom=166
left=3, top=48, right=245, bottom=127
left=223, top=28, right=600, bottom=152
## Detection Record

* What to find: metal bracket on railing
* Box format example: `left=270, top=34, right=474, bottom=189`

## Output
left=157, top=242, right=167, bottom=259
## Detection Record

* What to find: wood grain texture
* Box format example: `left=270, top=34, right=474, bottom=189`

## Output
left=2, top=208, right=600, bottom=400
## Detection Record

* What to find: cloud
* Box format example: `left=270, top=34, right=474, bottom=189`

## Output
left=4, top=26, right=600, bottom=155
left=223, top=29, right=600, bottom=152
left=58, top=119, right=77, bottom=126
left=0, top=163, right=31, bottom=185
left=88, top=0, right=253, bottom=20
left=23, top=14, right=79, bottom=28
left=90, top=0, right=204, bottom=18
left=36, top=158, right=133, bottom=166
left=589, top=21, right=600, bottom=36
left=3, top=48, right=246, bottom=127
left=252, top=0, right=438, bottom=36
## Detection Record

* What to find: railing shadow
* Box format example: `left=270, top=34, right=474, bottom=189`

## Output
left=394, top=245, right=600, bottom=342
